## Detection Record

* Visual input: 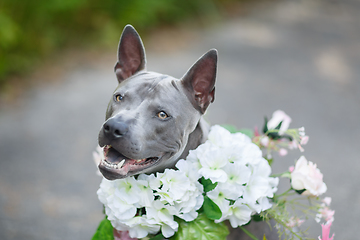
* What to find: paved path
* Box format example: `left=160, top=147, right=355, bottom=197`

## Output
left=1, top=0, right=359, bottom=239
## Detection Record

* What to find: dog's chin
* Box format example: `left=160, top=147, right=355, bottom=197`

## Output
left=98, top=145, right=163, bottom=180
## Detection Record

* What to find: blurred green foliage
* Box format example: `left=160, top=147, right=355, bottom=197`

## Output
left=0, top=0, right=241, bottom=84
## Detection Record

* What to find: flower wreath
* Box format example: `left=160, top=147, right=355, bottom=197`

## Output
left=92, top=110, right=335, bottom=240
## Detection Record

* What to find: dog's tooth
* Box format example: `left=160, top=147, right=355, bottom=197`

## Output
left=118, top=159, right=125, bottom=168
left=104, top=160, right=112, bottom=168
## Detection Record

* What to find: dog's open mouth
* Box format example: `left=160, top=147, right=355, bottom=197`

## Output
left=98, top=145, right=161, bottom=179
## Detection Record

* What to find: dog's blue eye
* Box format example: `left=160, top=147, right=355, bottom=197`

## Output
left=157, top=111, right=168, bottom=120
left=115, top=94, right=123, bottom=102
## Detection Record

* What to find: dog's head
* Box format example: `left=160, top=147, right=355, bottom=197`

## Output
left=98, top=25, right=217, bottom=180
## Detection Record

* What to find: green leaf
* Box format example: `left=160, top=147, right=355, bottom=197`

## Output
left=251, top=214, right=265, bottom=222
left=238, top=128, right=254, bottom=138
left=170, top=213, right=229, bottom=240
left=262, top=116, right=268, bottom=134
left=220, top=125, right=254, bottom=138
left=274, top=121, right=283, bottom=130
left=295, top=189, right=306, bottom=195
left=239, top=226, right=260, bottom=240
left=149, top=233, right=165, bottom=240
left=221, top=124, right=238, bottom=133
left=92, top=218, right=114, bottom=240
left=267, top=132, right=281, bottom=140
left=203, top=196, right=222, bottom=220
left=265, top=158, right=273, bottom=166
left=200, top=177, right=218, bottom=193
left=280, top=172, right=291, bottom=178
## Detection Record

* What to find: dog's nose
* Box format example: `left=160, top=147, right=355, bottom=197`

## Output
left=103, top=118, right=129, bottom=139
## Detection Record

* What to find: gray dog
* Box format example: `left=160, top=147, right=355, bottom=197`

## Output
left=97, top=25, right=277, bottom=240
left=98, top=25, right=216, bottom=180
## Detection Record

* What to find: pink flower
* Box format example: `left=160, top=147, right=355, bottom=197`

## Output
left=288, top=136, right=308, bottom=152
left=300, top=135, right=309, bottom=145
left=254, top=126, right=260, bottom=137
left=318, top=222, right=334, bottom=240
left=279, top=148, right=288, bottom=156
left=316, top=206, right=335, bottom=224
left=288, top=140, right=298, bottom=150
left=114, top=230, right=138, bottom=240
left=260, top=136, right=270, bottom=147
left=267, top=110, right=292, bottom=134
left=298, top=127, right=306, bottom=136
left=288, top=140, right=305, bottom=152
left=290, top=156, right=327, bottom=196
left=286, top=217, right=305, bottom=228
left=322, top=197, right=332, bottom=206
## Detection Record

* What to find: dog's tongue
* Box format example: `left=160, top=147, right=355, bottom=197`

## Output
left=106, top=147, right=125, bottom=164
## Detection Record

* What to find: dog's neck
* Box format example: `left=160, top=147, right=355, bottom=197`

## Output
left=178, top=118, right=209, bottom=160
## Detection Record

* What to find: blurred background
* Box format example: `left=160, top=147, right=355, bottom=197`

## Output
left=0, top=0, right=359, bottom=239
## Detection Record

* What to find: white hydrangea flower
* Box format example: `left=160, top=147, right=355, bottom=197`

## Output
left=198, top=145, right=229, bottom=183
left=136, top=174, right=155, bottom=207
left=154, top=160, right=204, bottom=222
left=256, top=197, right=273, bottom=212
left=241, top=143, right=263, bottom=165
left=126, top=216, right=160, bottom=238
left=113, top=177, right=142, bottom=205
left=154, top=169, right=192, bottom=204
left=232, top=132, right=252, bottom=144
left=214, top=163, right=251, bottom=202
left=199, top=125, right=278, bottom=226
left=243, top=175, right=274, bottom=204
left=97, top=157, right=204, bottom=238
left=146, top=200, right=179, bottom=238
left=97, top=179, right=138, bottom=223
left=96, top=124, right=279, bottom=238
left=207, top=186, right=232, bottom=221
left=207, top=125, right=233, bottom=147
left=175, top=159, right=201, bottom=182
left=172, top=185, right=203, bottom=221
left=227, top=199, right=254, bottom=228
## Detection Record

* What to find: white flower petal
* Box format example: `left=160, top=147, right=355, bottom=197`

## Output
left=199, top=168, right=228, bottom=183
left=161, top=223, right=178, bottom=238
left=228, top=200, right=253, bottom=228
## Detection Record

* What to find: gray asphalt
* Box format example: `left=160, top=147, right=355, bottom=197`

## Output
left=1, top=0, right=359, bottom=239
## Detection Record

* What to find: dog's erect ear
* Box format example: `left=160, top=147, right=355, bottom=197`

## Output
left=181, top=49, right=217, bottom=114
left=114, top=25, right=146, bottom=82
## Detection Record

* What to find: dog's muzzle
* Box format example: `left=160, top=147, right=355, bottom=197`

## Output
left=100, top=118, right=129, bottom=144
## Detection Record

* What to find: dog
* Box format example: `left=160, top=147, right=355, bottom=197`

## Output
left=97, top=25, right=217, bottom=180
left=97, top=25, right=278, bottom=240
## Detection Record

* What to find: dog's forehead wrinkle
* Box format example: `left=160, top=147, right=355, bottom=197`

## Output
left=116, top=73, right=182, bottom=107
left=171, top=79, right=180, bottom=91
left=150, top=78, right=189, bottom=103
left=145, top=74, right=176, bottom=93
